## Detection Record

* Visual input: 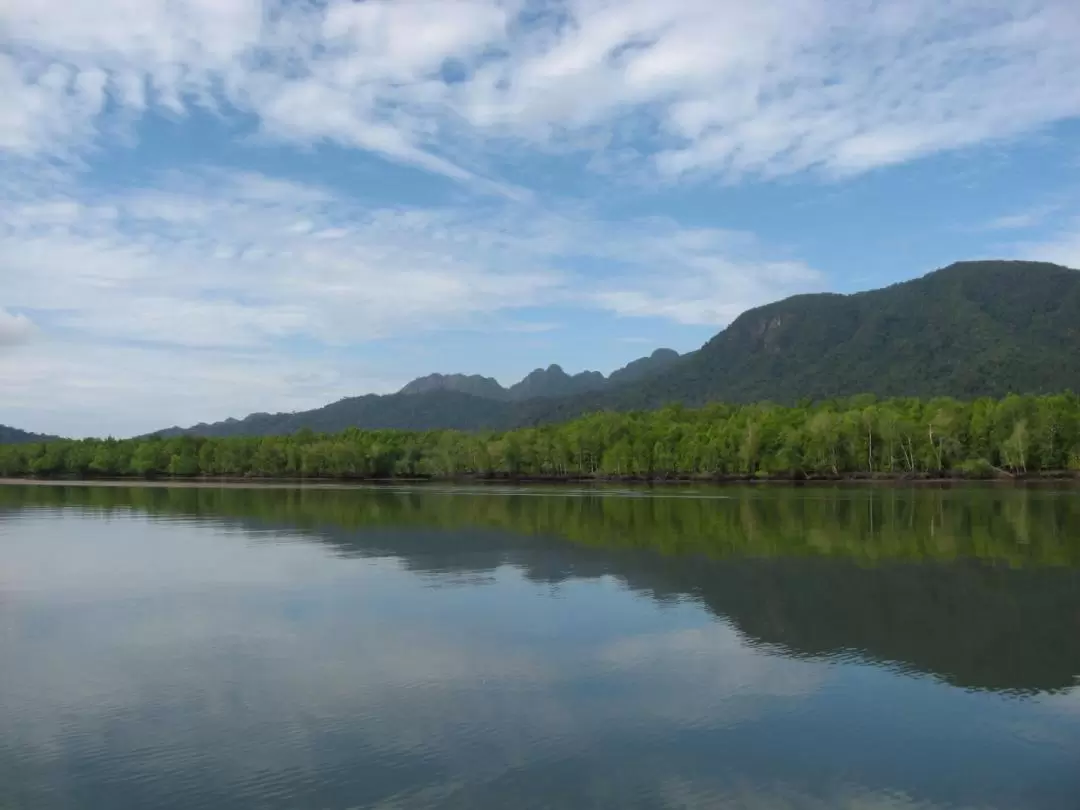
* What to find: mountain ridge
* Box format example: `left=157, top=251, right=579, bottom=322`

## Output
left=396, top=349, right=683, bottom=401
left=153, top=260, right=1080, bottom=438
left=0, top=425, right=58, bottom=445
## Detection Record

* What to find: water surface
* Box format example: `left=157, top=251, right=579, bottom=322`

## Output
left=1, top=484, right=1079, bottom=809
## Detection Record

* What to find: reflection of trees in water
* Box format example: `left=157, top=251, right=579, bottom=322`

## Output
left=3, top=484, right=1080, bottom=694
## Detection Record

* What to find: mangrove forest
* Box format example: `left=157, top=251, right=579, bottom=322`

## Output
left=3, top=394, right=1080, bottom=481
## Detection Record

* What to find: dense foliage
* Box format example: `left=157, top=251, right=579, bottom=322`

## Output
left=5, top=393, right=1080, bottom=480
left=154, top=260, right=1080, bottom=437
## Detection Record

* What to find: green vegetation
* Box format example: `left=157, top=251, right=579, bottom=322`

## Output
left=154, top=260, right=1080, bottom=437
left=4, top=393, right=1080, bottom=481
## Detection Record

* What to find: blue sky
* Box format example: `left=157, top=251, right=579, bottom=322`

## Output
left=2, top=0, right=1079, bottom=437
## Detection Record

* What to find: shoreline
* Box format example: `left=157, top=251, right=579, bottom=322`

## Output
left=1, top=473, right=1077, bottom=491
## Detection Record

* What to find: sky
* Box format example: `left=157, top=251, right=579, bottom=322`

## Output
left=2, top=0, right=1080, bottom=438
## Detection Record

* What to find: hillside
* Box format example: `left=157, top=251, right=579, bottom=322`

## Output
left=155, top=391, right=519, bottom=438
left=399, top=373, right=507, bottom=399
left=396, top=349, right=682, bottom=401
left=0, top=425, right=57, bottom=444
left=517, top=259, right=1080, bottom=421
left=158, top=260, right=1080, bottom=437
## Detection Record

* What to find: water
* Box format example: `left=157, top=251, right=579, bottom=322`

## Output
left=1, top=483, right=1079, bottom=809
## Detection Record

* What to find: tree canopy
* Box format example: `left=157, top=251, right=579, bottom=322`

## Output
left=4, top=393, right=1080, bottom=481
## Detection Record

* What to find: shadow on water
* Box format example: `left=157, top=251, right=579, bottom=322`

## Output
left=4, top=483, right=1080, bottom=695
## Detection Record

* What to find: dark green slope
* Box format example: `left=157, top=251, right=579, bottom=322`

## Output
left=518, top=260, right=1080, bottom=422
left=398, top=373, right=507, bottom=399
left=0, top=425, right=57, bottom=445
left=506, top=364, right=606, bottom=400
left=161, top=260, right=1080, bottom=437
left=682, top=259, right=1080, bottom=403
left=155, top=391, right=518, bottom=438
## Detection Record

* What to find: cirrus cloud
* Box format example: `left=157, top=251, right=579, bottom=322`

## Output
left=1, top=0, right=1078, bottom=183
left=0, top=166, right=820, bottom=435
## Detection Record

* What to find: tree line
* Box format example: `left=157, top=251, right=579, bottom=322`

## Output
left=3, top=393, right=1080, bottom=481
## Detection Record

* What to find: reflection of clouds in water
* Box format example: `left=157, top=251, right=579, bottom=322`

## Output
left=648, top=778, right=995, bottom=810
left=594, top=625, right=826, bottom=730
left=3, top=509, right=1078, bottom=810
left=2, top=581, right=822, bottom=754
left=1005, top=687, right=1080, bottom=748
left=1039, top=686, right=1080, bottom=714
left=0, top=512, right=348, bottom=596
left=1, top=517, right=829, bottom=807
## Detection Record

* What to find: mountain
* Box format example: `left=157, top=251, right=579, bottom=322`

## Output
left=555, top=258, right=1080, bottom=412
left=506, top=364, right=606, bottom=400
left=157, top=260, right=1080, bottom=437
left=605, top=348, right=684, bottom=386
left=399, top=373, right=507, bottom=400
left=154, top=391, right=519, bottom=438
left=0, top=425, right=56, bottom=444
left=396, top=351, right=683, bottom=402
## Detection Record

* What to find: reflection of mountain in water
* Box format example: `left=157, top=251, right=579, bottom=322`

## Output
left=3, top=484, right=1080, bottom=694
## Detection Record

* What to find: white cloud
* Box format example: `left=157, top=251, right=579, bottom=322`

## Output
left=988, top=212, right=1047, bottom=231
left=984, top=203, right=1061, bottom=231
left=1, top=169, right=818, bottom=348
left=1, top=169, right=565, bottom=350
left=0, top=166, right=819, bottom=435
left=585, top=227, right=822, bottom=324
left=0, top=307, right=35, bottom=346
left=1019, top=218, right=1080, bottom=269
left=1, top=0, right=1078, bottom=182
left=0, top=338, right=390, bottom=438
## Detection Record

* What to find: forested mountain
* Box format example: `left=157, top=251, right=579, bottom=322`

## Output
left=155, top=391, right=518, bottom=439
left=157, top=260, right=1080, bottom=438
left=0, top=425, right=56, bottom=445
left=506, top=364, right=607, bottom=400
left=396, top=350, right=683, bottom=401
left=398, top=373, right=506, bottom=399
left=632, top=258, right=1080, bottom=406
left=606, top=348, right=684, bottom=386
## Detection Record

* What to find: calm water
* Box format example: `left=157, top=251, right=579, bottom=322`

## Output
left=2, top=484, right=1079, bottom=809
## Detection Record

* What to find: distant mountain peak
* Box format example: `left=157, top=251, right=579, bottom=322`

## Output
left=399, top=373, right=507, bottom=400
left=0, top=424, right=57, bottom=444
left=507, top=365, right=605, bottom=401
left=396, top=351, right=683, bottom=405
left=606, top=347, right=682, bottom=387
left=150, top=260, right=1080, bottom=439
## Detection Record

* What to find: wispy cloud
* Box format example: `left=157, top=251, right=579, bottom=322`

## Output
left=3, top=0, right=1078, bottom=183
left=2, top=167, right=820, bottom=349
left=0, top=166, right=820, bottom=434
left=4, top=0, right=1078, bottom=436
left=1021, top=218, right=1080, bottom=269
left=0, top=307, right=35, bottom=346
left=0, top=338, right=387, bottom=438
left=984, top=203, right=1061, bottom=231
left=1, top=169, right=565, bottom=350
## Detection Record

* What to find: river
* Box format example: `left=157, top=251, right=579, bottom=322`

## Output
left=1, top=483, right=1078, bottom=808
